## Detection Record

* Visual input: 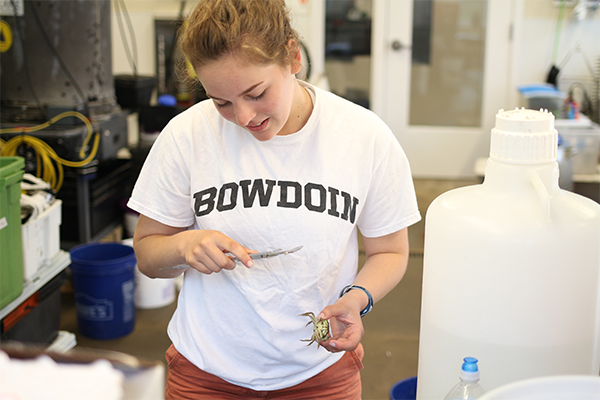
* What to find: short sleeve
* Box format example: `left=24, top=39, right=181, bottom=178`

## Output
left=127, top=123, right=196, bottom=228
left=357, top=133, right=421, bottom=237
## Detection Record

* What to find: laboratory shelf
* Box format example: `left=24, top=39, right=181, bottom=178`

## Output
left=0, top=250, right=70, bottom=320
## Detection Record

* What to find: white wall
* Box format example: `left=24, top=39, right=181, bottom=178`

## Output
left=509, top=0, right=600, bottom=107
left=112, top=0, right=182, bottom=76
left=111, top=0, right=325, bottom=87
left=111, top=0, right=599, bottom=116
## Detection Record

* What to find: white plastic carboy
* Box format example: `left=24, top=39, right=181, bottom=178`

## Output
left=416, top=109, right=600, bottom=399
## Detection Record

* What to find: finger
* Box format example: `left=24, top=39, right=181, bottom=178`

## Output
left=323, top=338, right=357, bottom=352
left=320, top=304, right=361, bottom=325
left=242, top=245, right=258, bottom=255
left=188, top=249, right=234, bottom=274
left=317, top=304, right=339, bottom=321
left=206, top=248, right=237, bottom=271
left=187, top=260, right=215, bottom=274
left=319, top=341, right=341, bottom=353
left=188, top=254, right=228, bottom=274
left=319, top=337, right=358, bottom=353
left=224, top=245, right=255, bottom=269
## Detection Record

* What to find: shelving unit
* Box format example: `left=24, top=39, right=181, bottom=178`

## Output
left=0, top=251, right=70, bottom=320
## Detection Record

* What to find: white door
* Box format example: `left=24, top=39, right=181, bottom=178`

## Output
left=371, top=0, right=513, bottom=178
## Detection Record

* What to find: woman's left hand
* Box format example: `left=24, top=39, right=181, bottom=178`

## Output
left=316, top=229, right=410, bottom=352
left=317, top=299, right=365, bottom=353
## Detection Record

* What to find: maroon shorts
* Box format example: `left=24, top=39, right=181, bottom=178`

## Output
left=165, top=343, right=364, bottom=399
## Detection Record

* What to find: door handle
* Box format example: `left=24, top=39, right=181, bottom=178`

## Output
left=391, top=40, right=411, bottom=51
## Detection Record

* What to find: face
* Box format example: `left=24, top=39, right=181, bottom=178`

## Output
left=196, top=53, right=305, bottom=141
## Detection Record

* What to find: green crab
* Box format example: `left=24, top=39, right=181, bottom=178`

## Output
left=299, top=312, right=331, bottom=348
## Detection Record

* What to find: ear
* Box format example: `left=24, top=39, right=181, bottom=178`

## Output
left=288, top=39, right=302, bottom=75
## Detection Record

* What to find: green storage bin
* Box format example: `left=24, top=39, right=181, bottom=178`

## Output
left=0, top=156, right=25, bottom=309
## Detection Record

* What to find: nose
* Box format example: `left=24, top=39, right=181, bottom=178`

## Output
left=234, top=102, right=256, bottom=127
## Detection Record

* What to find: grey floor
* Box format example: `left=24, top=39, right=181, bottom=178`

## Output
left=59, top=178, right=478, bottom=400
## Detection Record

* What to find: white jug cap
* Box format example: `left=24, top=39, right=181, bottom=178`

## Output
left=490, top=108, right=558, bottom=163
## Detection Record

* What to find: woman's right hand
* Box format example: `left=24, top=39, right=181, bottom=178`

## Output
left=179, top=229, right=255, bottom=274
left=133, top=214, right=255, bottom=277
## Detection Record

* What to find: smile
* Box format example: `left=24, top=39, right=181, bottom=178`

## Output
left=246, top=119, right=268, bottom=132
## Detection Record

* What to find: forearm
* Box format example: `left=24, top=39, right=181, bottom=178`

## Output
left=339, top=228, right=410, bottom=314
left=356, top=251, right=408, bottom=300
left=318, top=228, right=410, bottom=352
left=339, top=251, right=408, bottom=315
left=135, top=231, right=190, bottom=279
left=133, top=214, right=255, bottom=278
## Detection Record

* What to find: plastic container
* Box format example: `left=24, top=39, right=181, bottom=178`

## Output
left=443, top=357, right=485, bottom=400
left=69, top=242, right=137, bottom=339
left=554, top=117, right=600, bottom=175
left=122, top=239, right=176, bottom=309
left=59, top=158, right=132, bottom=243
left=0, top=156, right=25, bottom=309
left=114, top=75, right=157, bottom=109
left=22, top=199, right=62, bottom=282
left=389, top=376, right=417, bottom=400
left=517, top=84, right=566, bottom=116
left=479, top=375, right=600, bottom=400
left=416, top=109, right=600, bottom=399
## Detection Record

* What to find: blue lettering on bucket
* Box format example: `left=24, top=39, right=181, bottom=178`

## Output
left=122, top=280, right=135, bottom=322
left=75, top=293, right=114, bottom=321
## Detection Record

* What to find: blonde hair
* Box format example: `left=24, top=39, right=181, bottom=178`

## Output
left=179, top=0, right=301, bottom=71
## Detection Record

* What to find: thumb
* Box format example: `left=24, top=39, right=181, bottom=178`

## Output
left=318, top=303, right=341, bottom=321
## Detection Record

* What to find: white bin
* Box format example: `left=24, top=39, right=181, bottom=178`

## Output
left=479, top=375, right=600, bottom=400
left=121, top=239, right=176, bottom=309
left=21, top=200, right=62, bottom=282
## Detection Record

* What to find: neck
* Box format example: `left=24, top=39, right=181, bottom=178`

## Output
left=279, top=80, right=313, bottom=136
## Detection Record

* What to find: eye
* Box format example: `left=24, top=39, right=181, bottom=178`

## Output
left=214, top=100, right=230, bottom=109
left=250, top=91, right=266, bottom=101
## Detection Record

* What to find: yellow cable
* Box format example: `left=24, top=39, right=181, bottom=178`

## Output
left=0, top=111, right=101, bottom=192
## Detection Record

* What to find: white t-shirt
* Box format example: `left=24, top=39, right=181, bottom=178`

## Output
left=128, top=82, right=421, bottom=390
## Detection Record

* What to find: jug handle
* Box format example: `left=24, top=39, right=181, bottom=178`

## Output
left=529, top=170, right=550, bottom=222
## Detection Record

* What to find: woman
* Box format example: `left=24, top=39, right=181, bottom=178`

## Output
left=128, top=0, right=421, bottom=398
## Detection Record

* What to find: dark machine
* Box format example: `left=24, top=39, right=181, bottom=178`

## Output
left=1, top=0, right=132, bottom=247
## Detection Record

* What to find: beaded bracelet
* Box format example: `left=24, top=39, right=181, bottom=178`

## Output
left=339, top=284, right=373, bottom=317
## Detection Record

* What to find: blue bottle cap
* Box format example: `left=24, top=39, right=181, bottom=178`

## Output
left=462, top=357, right=479, bottom=372
left=158, top=94, right=177, bottom=107
left=459, top=357, right=481, bottom=382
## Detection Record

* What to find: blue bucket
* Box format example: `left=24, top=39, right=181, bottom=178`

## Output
left=390, top=376, right=417, bottom=400
left=69, top=242, right=136, bottom=339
